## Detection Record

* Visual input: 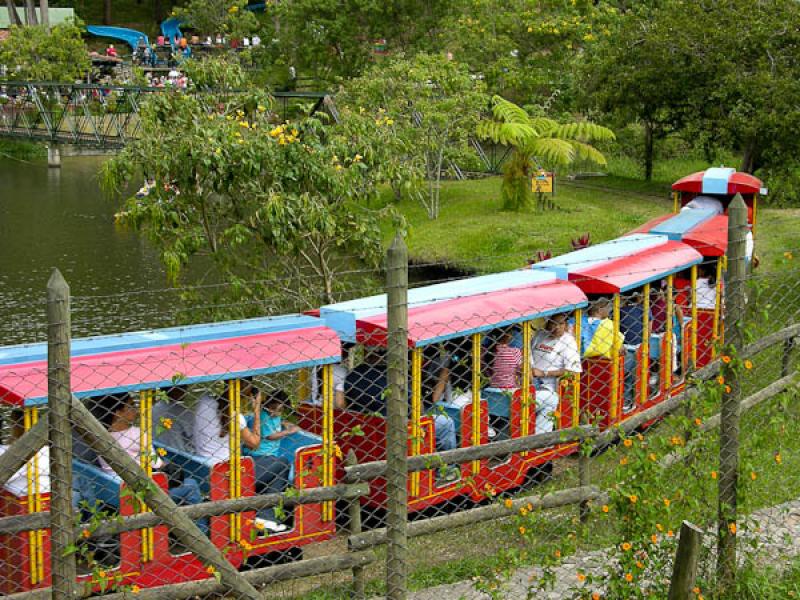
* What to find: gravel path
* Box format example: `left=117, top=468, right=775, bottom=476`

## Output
left=398, top=498, right=800, bottom=600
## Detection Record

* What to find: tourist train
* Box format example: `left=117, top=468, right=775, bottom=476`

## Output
left=0, top=168, right=761, bottom=593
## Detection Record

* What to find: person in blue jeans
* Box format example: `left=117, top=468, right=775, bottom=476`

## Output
left=242, top=387, right=293, bottom=533
left=619, top=292, right=646, bottom=411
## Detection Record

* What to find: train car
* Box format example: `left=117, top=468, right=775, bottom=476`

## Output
left=299, top=270, right=588, bottom=512
left=631, top=168, right=763, bottom=367
left=0, top=315, right=340, bottom=593
left=532, top=234, right=703, bottom=428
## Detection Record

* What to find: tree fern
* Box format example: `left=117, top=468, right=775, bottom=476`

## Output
left=476, top=95, right=615, bottom=211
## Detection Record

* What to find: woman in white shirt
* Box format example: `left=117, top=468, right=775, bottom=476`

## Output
left=530, top=313, right=582, bottom=434
left=0, top=409, right=50, bottom=497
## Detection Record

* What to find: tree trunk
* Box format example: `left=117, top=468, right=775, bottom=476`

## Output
left=643, top=120, right=654, bottom=181
left=152, top=0, right=163, bottom=24
left=24, top=0, right=37, bottom=24
left=39, top=0, right=48, bottom=27
left=103, top=0, right=111, bottom=25
left=5, top=0, right=22, bottom=26
left=740, top=140, right=758, bottom=174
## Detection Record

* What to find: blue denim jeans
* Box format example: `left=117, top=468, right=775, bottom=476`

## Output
left=250, top=455, right=291, bottom=522
left=432, top=413, right=457, bottom=452
left=169, top=477, right=208, bottom=535
left=624, top=348, right=639, bottom=406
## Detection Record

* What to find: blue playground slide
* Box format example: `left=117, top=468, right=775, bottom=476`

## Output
left=160, top=17, right=183, bottom=49
left=86, top=25, right=149, bottom=51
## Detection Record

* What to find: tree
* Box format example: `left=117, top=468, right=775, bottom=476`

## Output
left=340, top=53, right=487, bottom=219
left=176, top=0, right=258, bottom=40
left=477, top=95, right=614, bottom=210
left=101, top=76, right=409, bottom=314
left=0, top=20, right=90, bottom=82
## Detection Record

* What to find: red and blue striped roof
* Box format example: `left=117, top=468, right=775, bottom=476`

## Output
left=320, top=270, right=588, bottom=347
left=0, top=315, right=340, bottom=407
left=672, top=168, right=762, bottom=195
left=631, top=210, right=728, bottom=257
left=532, top=233, right=703, bottom=294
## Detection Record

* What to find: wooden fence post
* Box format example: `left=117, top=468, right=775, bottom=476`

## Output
left=46, top=269, right=76, bottom=599
left=717, top=193, right=748, bottom=591
left=346, top=450, right=366, bottom=599
left=385, top=233, right=409, bottom=600
left=668, top=520, right=703, bottom=600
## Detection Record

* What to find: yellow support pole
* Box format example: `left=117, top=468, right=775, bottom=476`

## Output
left=640, top=284, right=650, bottom=404
left=673, top=191, right=680, bottom=213
left=471, top=333, right=482, bottom=475
left=712, top=258, right=725, bottom=357
left=521, top=321, right=531, bottom=439
left=665, top=275, right=674, bottom=391
left=138, top=391, right=152, bottom=562
left=24, top=407, right=43, bottom=585
left=610, top=295, right=621, bottom=421
left=321, top=364, right=334, bottom=521
left=572, top=309, right=582, bottom=426
left=228, top=380, right=241, bottom=540
left=691, top=265, right=698, bottom=369
left=410, top=349, right=422, bottom=497
left=297, top=368, right=311, bottom=403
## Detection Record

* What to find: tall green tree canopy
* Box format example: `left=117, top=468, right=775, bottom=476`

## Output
left=0, top=20, right=89, bottom=82
left=102, top=84, right=408, bottom=314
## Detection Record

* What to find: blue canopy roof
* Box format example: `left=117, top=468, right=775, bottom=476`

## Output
left=650, top=208, right=718, bottom=241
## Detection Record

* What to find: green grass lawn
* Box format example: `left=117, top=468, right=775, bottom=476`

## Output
left=384, top=175, right=800, bottom=276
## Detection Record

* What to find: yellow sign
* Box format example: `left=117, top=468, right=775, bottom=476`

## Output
left=532, top=171, right=554, bottom=193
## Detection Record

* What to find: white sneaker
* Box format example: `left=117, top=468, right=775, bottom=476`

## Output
left=488, top=427, right=497, bottom=439
left=254, top=517, right=287, bottom=534
left=649, top=374, right=659, bottom=387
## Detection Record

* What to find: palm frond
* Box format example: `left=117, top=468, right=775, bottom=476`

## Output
left=528, top=137, right=575, bottom=166
left=490, top=95, right=531, bottom=126
left=528, top=117, right=560, bottom=135
left=550, top=122, right=616, bottom=142
left=570, top=140, right=609, bottom=166
left=476, top=121, right=538, bottom=146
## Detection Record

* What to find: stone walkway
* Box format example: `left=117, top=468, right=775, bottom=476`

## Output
left=400, top=498, right=800, bottom=599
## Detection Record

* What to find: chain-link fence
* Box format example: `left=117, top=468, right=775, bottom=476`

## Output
left=1, top=197, right=798, bottom=599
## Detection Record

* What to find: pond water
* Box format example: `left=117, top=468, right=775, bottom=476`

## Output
left=0, top=156, right=181, bottom=345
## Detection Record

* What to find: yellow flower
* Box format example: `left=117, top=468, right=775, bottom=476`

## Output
left=621, top=542, right=632, bottom=551
left=648, top=453, right=657, bottom=462
left=651, top=534, right=658, bottom=544
left=257, top=105, right=266, bottom=112
left=526, top=503, right=533, bottom=511
left=629, top=494, right=638, bottom=504
left=601, top=505, right=609, bottom=513
left=656, top=523, right=664, bottom=532
left=577, top=573, right=586, bottom=582
left=623, top=438, right=632, bottom=447
left=776, top=453, right=783, bottom=465
left=693, top=587, right=700, bottom=594
left=717, top=375, right=725, bottom=386
left=157, top=447, right=167, bottom=457
left=750, top=471, right=757, bottom=480
left=291, top=129, right=299, bottom=136
left=663, top=498, right=671, bottom=508
left=229, top=5, right=239, bottom=12
left=784, top=251, right=793, bottom=260
left=81, top=529, right=91, bottom=539
left=721, top=355, right=731, bottom=364
left=254, top=520, right=265, bottom=531
left=386, top=118, right=394, bottom=125
left=527, top=26, right=533, bottom=32
left=667, top=529, right=674, bottom=537
left=503, top=498, right=513, bottom=509
left=636, top=561, right=644, bottom=569
left=131, top=585, right=140, bottom=594
left=728, top=522, right=737, bottom=535
left=694, top=418, right=702, bottom=426
left=744, top=360, right=753, bottom=370
left=724, top=385, right=732, bottom=393
left=353, top=153, right=363, bottom=162
left=554, top=549, right=561, bottom=558
left=518, top=526, right=526, bottom=535
left=619, top=457, right=628, bottom=466
left=636, top=433, right=644, bottom=442
left=711, top=470, right=717, bottom=480
left=671, top=436, right=682, bottom=446
left=519, top=507, right=529, bottom=517
left=592, top=593, right=600, bottom=600
left=206, top=565, right=216, bottom=574
left=97, top=570, right=106, bottom=579
left=335, top=164, right=343, bottom=171
left=624, top=573, right=633, bottom=582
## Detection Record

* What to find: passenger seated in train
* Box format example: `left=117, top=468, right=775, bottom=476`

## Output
left=695, top=262, right=718, bottom=310
left=0, top=409, right=50, bottom=498
left=344, top=347, right=388, bottom=415
left=420, top=346, right=459, bottom=453
left=530, top=313, right=581, bottom=433
left=620, top=292, right=646, bottom=411
left=489, top=329, right=522, bottom=389
left=308, top=344, right=351, bottom=408
left=650, top=282, right=683, bottom=377
left=580, top=298, right=625, bottom=359
left=152, top=385, right=195, bottom=453
left=193, top=383, right=290, bottom=534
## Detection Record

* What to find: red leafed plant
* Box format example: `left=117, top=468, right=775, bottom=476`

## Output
left=571, top=233, right=591, bottom=250
left=528, top=250, right=553, bottom=265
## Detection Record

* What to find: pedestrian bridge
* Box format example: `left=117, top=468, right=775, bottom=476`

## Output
left=0, top=82, right=334, bottom=149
